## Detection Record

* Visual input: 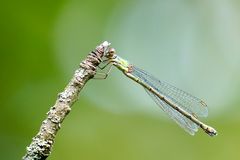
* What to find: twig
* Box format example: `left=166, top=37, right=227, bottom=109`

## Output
left=23, top=41, right=110, bottom=160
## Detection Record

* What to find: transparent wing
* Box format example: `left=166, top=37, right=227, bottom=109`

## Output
left=132, top=66, right=208, bottom=118
left=145, top=88, right=198, bottom=135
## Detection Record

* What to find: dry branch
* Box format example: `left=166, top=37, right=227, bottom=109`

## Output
left=23, top=41, right=110, bottom=160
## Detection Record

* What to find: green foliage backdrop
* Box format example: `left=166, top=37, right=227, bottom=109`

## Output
left=0, top=0, right=239, bottom=159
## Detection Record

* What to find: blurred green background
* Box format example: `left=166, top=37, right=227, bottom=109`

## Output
left=1, top=0, right=240, bottom=159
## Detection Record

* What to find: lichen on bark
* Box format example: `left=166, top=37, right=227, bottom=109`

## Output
left=23, top=41, right=110, bottom=160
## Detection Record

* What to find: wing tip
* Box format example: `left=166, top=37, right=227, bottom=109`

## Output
left=200, top=100, right=208, bottom=107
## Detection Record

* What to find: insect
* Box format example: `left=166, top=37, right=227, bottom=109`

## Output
left=98, top=44, right=217, bottom=136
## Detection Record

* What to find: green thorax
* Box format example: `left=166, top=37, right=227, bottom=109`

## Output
left=113, top=55, right=130, bottom=73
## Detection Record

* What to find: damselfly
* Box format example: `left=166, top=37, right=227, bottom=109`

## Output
left=99, top=45, right=217, bottom=136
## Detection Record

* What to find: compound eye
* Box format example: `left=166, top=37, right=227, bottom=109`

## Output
left=106, top=48, right=116, bottom=58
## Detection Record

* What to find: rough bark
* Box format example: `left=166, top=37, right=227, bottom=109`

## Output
left=23, top=41, right=110, bottom=160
